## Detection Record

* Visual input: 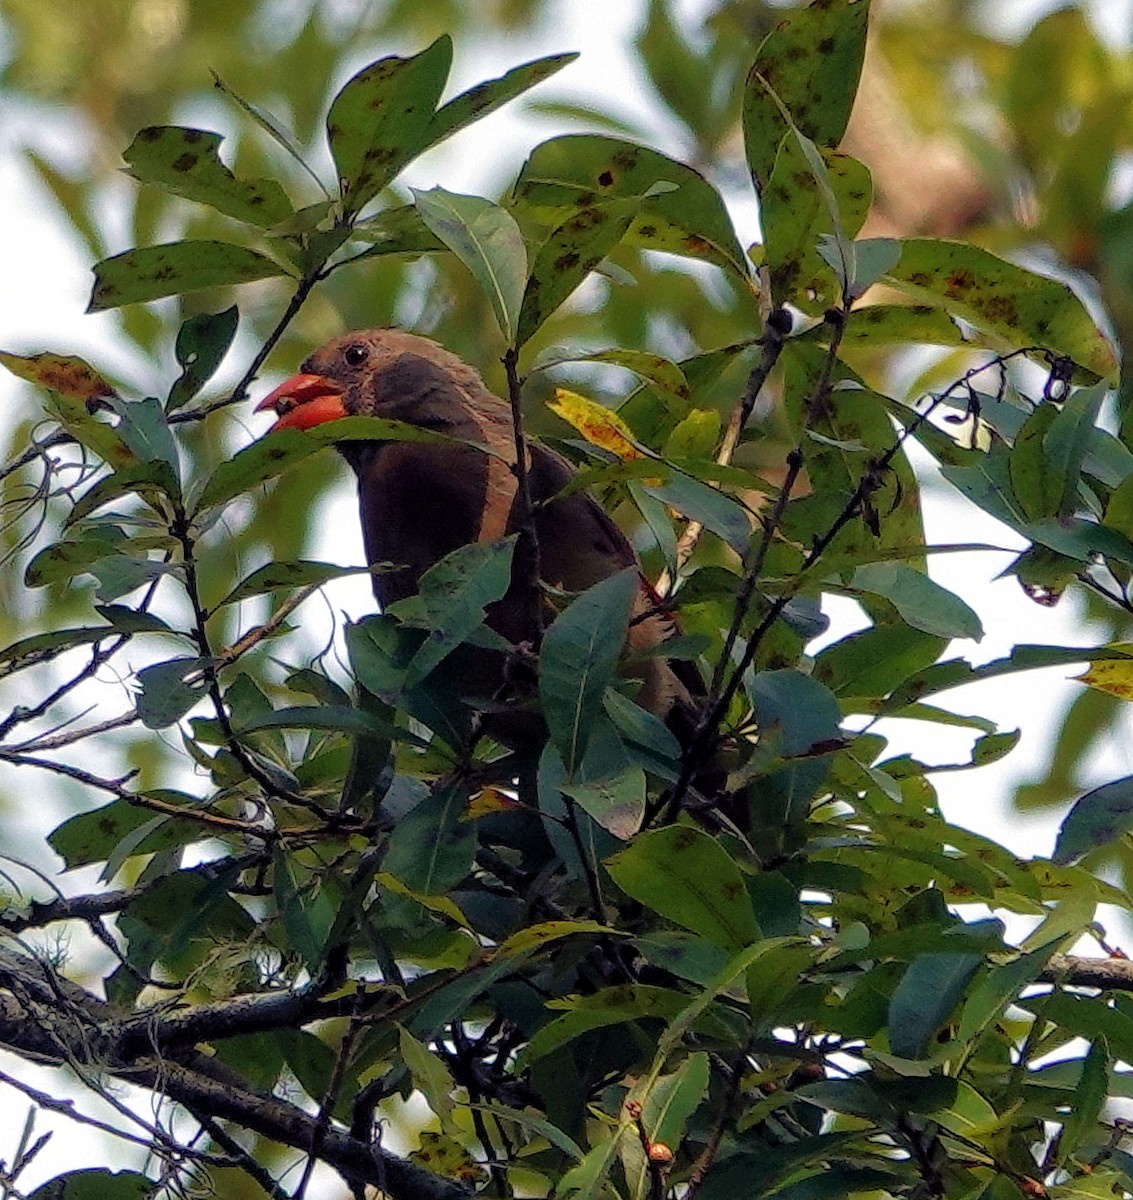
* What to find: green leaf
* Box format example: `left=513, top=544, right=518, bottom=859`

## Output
left=519, top=984, right=740, bottom=1067
left=956, top=944, right=1060, bottom=1047
left=851, top=562, right=983, bottom=641
left=88, top=241, right=289, bottom=311
left=517, top=196, right=641, bottom=346
left=885, top=240, right=1117, bottom=381
left=48, top=795, right=201, bottom=870
left=884, top=643, right=1133, bottom=714
left=274, top=849, right=339, bottom=969
left=194, top=415, right=450, bottom=512
left=412, top=187, right=527, bottom=343
left=534, top=345, right=691, bottom=406
left=1053, top=775, right=1133, bottom=865
left=349, top=202, right=447, bottom=257
left=122, top=126, right=293, bottom=227
left=327, top=37, right=452, bottom=216
left=399, top=1027, right=457, bottom=1131
left=25, top=527, right=126, bottom=587
left=29, top=1169, right=154, bottom=1200
left=1010, top=402, right=1063, bottom=520
left=43, top=391, right=138, bottom=469
left=216, top=560, right=371, bottom=607
left=742, top=0, right=871, bottom=190
left=606, top=825, right=761, bottom=951
left=1043, top=382, right=1108, bottom=515
left=603, top=687, right=682, bottom=764
left=554, top=1136, right=622, bottom=1200
left=384, top=783, right=476, bottom=894
left=90, top=555, right=176, bottom=604
left=561, top=766, right=646, bottom=840
left=237, top=705, right=403, bottom=740
left=889, top=953, right=982, bottom=1058
left=389, top=537, right=516, bottom=687
left=643, top=470, right=751, bottom=555
left=748, top=669, right=844, bottom=824
left=0, top=626, right=118, bottom=678
left=66, top=462, right=180, bottom=526
left=761, top=135, right=872, bottom=310
left=1061, top=1038, right=1110, bottom=1162
left=540, top=569, right=638, bottom=773
left=513, top=134, right=748, bottom=278
left=427, top=51, right=578, bottom=146
left=135, top=657, right=209, bottom=728
left=836, top=303, right=968, bottom=349
left=495, top=919, right=618, bottom=958
left=109, top=394, right=180, bottom=469
left=167, top=306, right=239, bottom=411
left=211, top=72, right=327, bottom=197
left=621, top=1052, right=710, bottom=1196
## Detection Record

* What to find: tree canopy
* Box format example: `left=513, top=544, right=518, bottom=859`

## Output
left=3, top=2, right=1133, bottom=1198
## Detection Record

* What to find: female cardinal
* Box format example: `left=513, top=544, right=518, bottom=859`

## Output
left=255, top=328, right=702, bottom=745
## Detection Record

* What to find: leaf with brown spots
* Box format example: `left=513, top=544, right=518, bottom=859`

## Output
left=759, top=132, right=872, bottom=310
left=43, top=391, right=139, bottom=471
left=88, top=242, right=289, bottom=312
left=886, top=240, right=1118, bottom=381
left=495, top=919, right=618, bottom=958
left=123, top=126, right=293, bottom=228
left=516, top=195, right=642, bottom=346
left=547, top=388, right=645, bottom=462
left=1076, top=657, right=1133, bottom=703
left=513, top=134, right=748, bottom=279
left=0, top=350, right=114, bottom=402
left=831, top=304, right=967, bottom=349
left=426, top=51, right=578, bottom=147
left=743, top=0, right=871, bottom=192
left=327, top=37, right=452, bottom=217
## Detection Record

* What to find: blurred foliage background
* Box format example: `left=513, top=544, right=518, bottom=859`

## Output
left=3, top=0, right=1132, bottom=843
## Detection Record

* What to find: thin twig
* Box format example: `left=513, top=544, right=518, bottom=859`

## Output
left=501, top=347, right=543, bottom=642
left=5, top=710, right=138, bottom=754
left=169, top=503, right=333, bottom=822
left=170, top=269, right=327, bottom=423
left=656, top=321, right=788, bottom=596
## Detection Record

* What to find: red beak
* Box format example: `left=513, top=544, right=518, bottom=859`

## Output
left=254, top=372, right=349, bottom=432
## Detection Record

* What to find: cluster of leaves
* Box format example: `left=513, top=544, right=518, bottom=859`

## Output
left=6, top=2, right=1133, bottom=1199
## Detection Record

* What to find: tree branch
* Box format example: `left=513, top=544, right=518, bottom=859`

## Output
left=0, top=948, right=472, bottom=1200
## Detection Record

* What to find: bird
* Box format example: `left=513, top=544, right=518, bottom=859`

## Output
left=254, top=328, right=704, bottom=756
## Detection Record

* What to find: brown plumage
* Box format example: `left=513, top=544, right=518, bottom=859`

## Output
left=256, top=328, right=701, bottom=741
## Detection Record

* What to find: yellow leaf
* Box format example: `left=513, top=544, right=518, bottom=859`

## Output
left=1077, top=655, right=1133, bottom=700
left=465, top=786, right=522, bottom=819
left=0, top=350, right=115, bottom=402
left=548, top=387, right=642, bottom=461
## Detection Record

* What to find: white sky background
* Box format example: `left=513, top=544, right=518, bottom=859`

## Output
left=1, top=0, right=1133, bottom=1189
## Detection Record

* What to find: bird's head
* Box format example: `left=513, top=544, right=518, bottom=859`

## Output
left=253, top=331, right=387, bottom=433
left=254, top=328, right=492, bottom=436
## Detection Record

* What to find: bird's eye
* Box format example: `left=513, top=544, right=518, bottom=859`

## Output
left=343, top=344, right=367, bottom=368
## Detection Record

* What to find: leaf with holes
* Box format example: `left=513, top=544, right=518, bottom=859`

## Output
left=123, top=126, right=293, bottom=227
